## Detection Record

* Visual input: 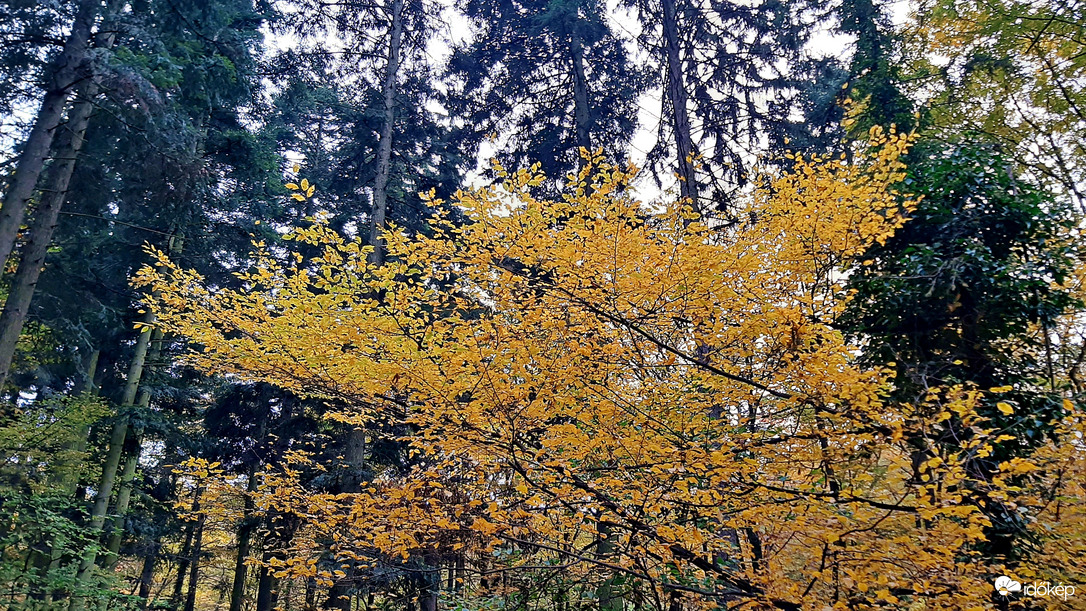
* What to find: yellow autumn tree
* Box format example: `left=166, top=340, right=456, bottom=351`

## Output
left=136, top=131, right=1086, bottom=610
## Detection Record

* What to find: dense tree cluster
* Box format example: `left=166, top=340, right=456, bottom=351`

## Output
left=0, top=0, right=1082, bottom=609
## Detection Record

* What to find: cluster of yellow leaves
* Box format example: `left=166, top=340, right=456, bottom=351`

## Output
left=136, top=132, right=1085, bottom=609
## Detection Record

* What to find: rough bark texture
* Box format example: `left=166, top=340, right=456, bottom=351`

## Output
left=570, top=28, right=592, bottom=155
left=662, top=0, right=699, bottom=212
left=366, top=0, right=405, bottom=266
left=0, top=0, right=97, bottom=275
left=0, top=88, right=98, bottom=389
left=170, top=521, right=196, bottom=609
left=101, top=431, right=139, bottom=567
left=229, top=422, right=265, bottom=611
left=256, top=553, right=280, bottom=611
left=182, top=485, right=207, bottom=611
left=136, top=540, right=159, bottom=610
left=103, top=328, right=163, bottom=570
left=68, top=315, right=155, bottom=611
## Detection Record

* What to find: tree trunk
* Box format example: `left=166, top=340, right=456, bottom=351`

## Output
left=661, top=0, right=699, bottom=213
left=325, top=424, right=365, bottom=610
left=262, top=513, right=300, bottom=611
left=595, top=524, right=622, bottom=611
left=67, top=314, right=155, bottom=611
left=229, top=449, right=264, bottom=611
left=256, top=557, right=280, bottom=611
left=66, top=418, right=127, bottom=611
left=182, top=485, right=207, bottom=611
left=0, top=0, right=97, bottom=277
left=0, top=84, right=99, bottom=394
left=137, top=539, right=160, bottom=610
left=366, top=0, right=405, bottom=266
left=99, top=427, right=139, bottom=570
left=102, top=328, right=163, bottom=571
left=305, top=578, right=317, bottom=611
left=418, top=567, right=440, bottom=611
left=569, top=27, right=592, bottom=156
left=170, top=521, right=196, bottom=610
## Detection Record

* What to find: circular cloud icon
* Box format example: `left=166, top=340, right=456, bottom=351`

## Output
left=995, top=576, right=1022, bottom=596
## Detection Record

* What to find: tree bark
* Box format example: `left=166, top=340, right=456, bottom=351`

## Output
left=595, top=523, right=622, bottom=611
left=418, top=567, right=440, bottom=611
left=0, top=85, right=99, bottom=391
left=170, top=520, right=196, bottom=610
left=569, top=27, right=592, bottom=157
left=0, top=0, right=98, bottom=276
left=367, top=0, right=405, bottom=266
left=99, top=427, right=139, bottom=570
left=229, top=434, right=265, bottom=611
left=182, top=485, right=207, bottom=611
left=136, top=539, right=160, bottom=610
left=256, top=555, right=280, bottom=611
left=661, top=0, right=699, bottom=212
left=102, top=328, right=163, bottom=571
left=67, top=313, right=155, bottom=611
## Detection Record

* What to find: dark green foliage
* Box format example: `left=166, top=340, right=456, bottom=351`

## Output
left=0, top=394, right=114, bottom=606
left=627, top=0, right=813, bottom=205
left=838, top=0, right=915, bottom=136
left=262, top=68, right=463, bottom=238
left=842, top=142, right=1077, bottom=402
left=839, top=140, right=1080, bottom=556
left=1, top=0, right=1082, bottom=606
left=769, top=56, right=850, bottom=157
left=771, top=0, right=915, bottom=158
left=0, top=1, right=71, bottom=148
left=448, top=0, right=646, bottom=180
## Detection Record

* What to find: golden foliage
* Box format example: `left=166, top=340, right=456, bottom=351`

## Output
left=136, top=132, right=1086, bottom=609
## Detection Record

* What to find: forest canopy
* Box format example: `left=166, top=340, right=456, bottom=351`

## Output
left=0, top=0, right=1084, bottom=609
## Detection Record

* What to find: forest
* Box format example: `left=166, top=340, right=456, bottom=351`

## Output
left=0, top=0, right=1084, bottom=608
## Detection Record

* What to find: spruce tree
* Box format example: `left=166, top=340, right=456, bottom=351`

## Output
left=447, top=0, right=646, bottom=180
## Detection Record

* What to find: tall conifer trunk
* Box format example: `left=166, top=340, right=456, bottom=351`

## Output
left=102, top=328, right=163, bottom=574
left=367, top=0, right=405, bottom=266
left=661, top=0, right=698, bottom=211
left=182, top=484, right=207, bottom=611
left=229, top=416, right=266, bottom=611
left=136, top=539, right=159, bottom=610
left=68, top=312, right=156, bottom=611
left=170, top=521, right=196, bottom=609
left=0, top=88, right=98, bottom=389
left=0, top=0, right=97, bottom=277
left=570, top=27, right=591, bottom=155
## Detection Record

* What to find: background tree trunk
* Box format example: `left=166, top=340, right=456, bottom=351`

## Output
left=103, top=328, right=163, bottom=571
left=662, top=0, right=699, bottom=212
left=0, top=0, right=98, bottom=277
left=570, top=28, right=592, bottom=155
left=229, top=419, right=265, bottom=611
left=170, top=521, right=196, bottom=610
left=367, top=0, right=405, bottom=266
left=67, top=314, right=155, bottom=611
left=182, top=484, right=207, bottom=611
left=0, top=86, right=99, bottom=391
left=137, top=538, right=160, bottom=610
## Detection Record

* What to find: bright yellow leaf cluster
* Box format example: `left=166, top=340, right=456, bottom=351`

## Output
left=135, top=135, right=1085, bottom=609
